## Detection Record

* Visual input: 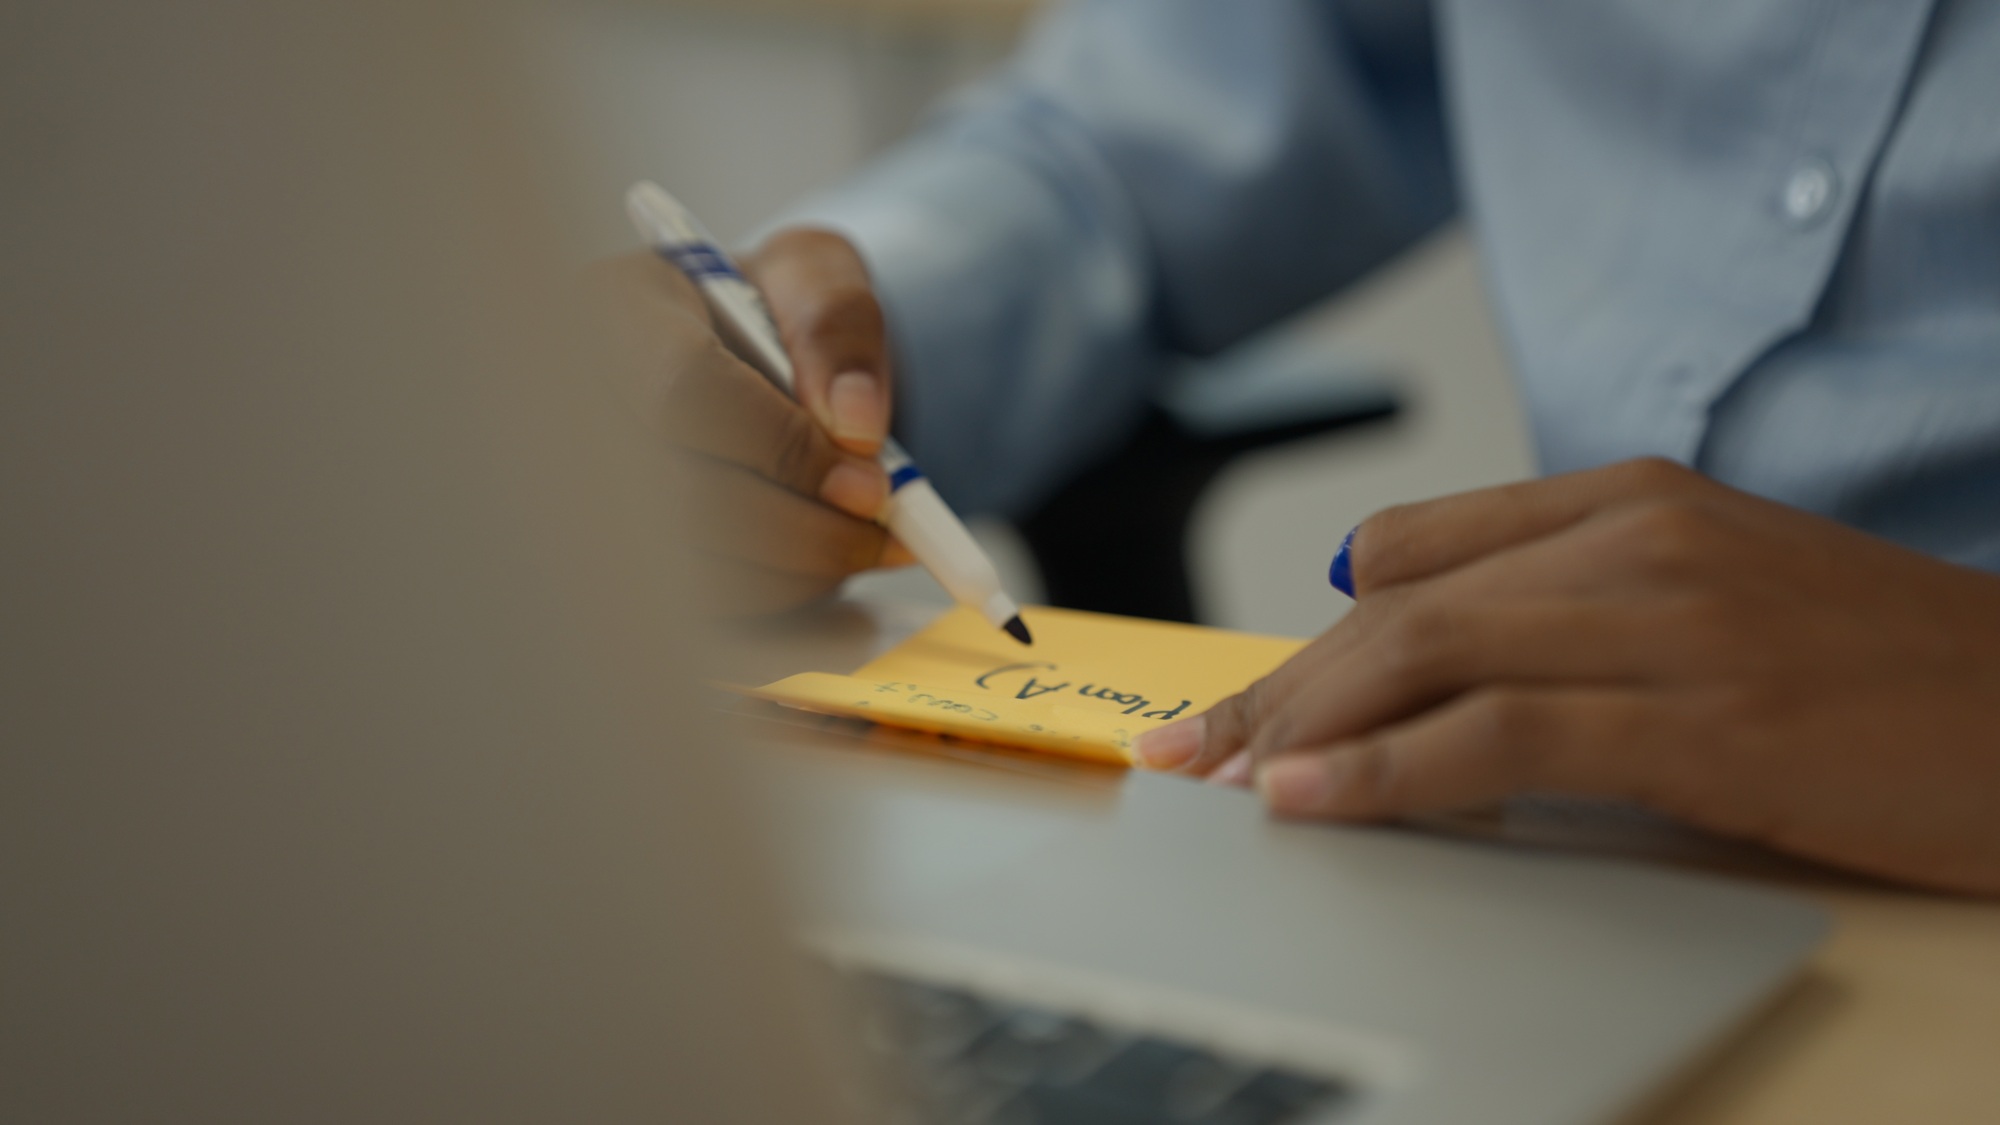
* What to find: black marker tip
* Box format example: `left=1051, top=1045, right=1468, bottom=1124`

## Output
left=1003, top=616, right=1034, bottom=646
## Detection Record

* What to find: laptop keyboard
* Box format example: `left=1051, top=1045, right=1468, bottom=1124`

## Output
left=837, top=968, right=1356, bottom=1125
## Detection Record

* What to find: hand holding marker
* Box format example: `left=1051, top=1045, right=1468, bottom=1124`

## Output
left=626, top=183, right=1033, bottom=646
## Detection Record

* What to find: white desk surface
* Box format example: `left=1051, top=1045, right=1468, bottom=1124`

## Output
left=717, top=597, right=2000, bottom=1125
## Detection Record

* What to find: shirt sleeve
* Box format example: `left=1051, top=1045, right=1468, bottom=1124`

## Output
left=777, top=0, right=1453, bottom=517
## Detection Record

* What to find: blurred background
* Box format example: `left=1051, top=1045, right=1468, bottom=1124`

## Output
left=539, top=0, right=1537, bottom=637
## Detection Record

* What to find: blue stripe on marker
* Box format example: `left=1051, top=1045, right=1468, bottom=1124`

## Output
left=888, top=465, right=926, bottom=493
left=659, top=243, right=744, bottom=284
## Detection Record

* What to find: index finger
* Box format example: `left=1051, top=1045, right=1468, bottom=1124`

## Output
left=745, top=229, right=894, bottom=456
left=1350, top=458, right=1710, bottom=594
left=1133, top=610, right=1373, bottom=775
left=661, top=336, right=876, bottom=505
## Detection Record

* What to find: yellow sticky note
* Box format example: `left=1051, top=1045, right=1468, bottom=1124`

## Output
left=752, top=606, right=1306, bottom=765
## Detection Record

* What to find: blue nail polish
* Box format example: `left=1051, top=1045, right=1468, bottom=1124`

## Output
left=1327, top=527, right=1358, bottom=599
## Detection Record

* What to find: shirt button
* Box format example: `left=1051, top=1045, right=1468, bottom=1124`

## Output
left=1782, top=158, right=1838, bottom=225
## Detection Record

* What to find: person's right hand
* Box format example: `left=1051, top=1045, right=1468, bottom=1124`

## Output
left=586, top=228, right=910, bottom=615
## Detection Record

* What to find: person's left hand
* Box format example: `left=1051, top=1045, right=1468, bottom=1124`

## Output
left=1132, top=458, right=2000, bottom=896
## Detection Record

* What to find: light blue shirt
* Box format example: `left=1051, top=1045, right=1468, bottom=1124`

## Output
left=790, top=0, right=2000, bottom=569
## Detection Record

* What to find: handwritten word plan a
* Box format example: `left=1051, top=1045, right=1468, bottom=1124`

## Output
left=753, top=606, right=1303, bottom=764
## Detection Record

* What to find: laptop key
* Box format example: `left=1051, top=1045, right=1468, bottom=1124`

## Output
left=1067, top=1037, right=1215, bottom=1110
left=1161, top=1052, right=1252, bottom=1119
left=862, top=974, right=1002, bottom=1061
left=965, top=1007, right=1122, bottom=1086
left=1207, top=1068, right=1350, bottom=1125
left=831, top=967, right=1355, bottom=1124
left=980, top=1084, right=1182, bottom=1125
left=1037, top=1040, right=1344, bottom=1124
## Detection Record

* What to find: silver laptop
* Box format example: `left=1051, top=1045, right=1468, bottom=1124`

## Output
left=730, top=692, right=1824, bottom=1125
left=3, top=4, right=1825, bottom=1123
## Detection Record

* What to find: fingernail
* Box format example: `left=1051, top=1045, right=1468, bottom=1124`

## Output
left=1328, top=527, right=1358, bottom=599
left=1258, top=755, right=1337, bottom=815
left=1208, top=749, right=1254, bottom=788
left=828, top=371, right=887, bottom=449
left=819, top=458, right=888, bottom=519
left=1134, top=716, right=1205, bottom=771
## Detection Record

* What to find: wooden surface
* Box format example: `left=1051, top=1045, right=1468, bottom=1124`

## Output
left=721, top=597, right=2000, bottom=1125
left=1639, top=881, right=2000, bottom=1124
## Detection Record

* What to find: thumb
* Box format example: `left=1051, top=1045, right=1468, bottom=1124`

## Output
left=744, top=228, right=894, bottom=457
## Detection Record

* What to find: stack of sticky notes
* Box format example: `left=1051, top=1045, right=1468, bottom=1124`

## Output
left=751, top=606, right=1306, bottom=766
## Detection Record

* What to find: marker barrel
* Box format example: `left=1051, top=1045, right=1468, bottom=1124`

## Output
left=884, top=475, right=1019, bottom=630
